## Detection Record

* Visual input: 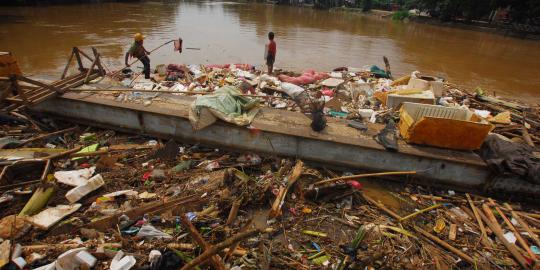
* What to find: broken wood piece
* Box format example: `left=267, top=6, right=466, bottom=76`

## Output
left=522, top=112, right=535, bottom=147
left=269, top=160, right=304, bottom=218
left=0, top=240, right=11, bottom=268
left=19, top=126, right=77, bottom=147
left=88, top=195, right=199, bottom=231
left=22, top=242, right=121, bottom=252
left=165, top=243, right=196, bottom=251
left=180, top=214, right=226, bottom=270
left=478, top=207, right=529, bottom=269
left=226, top=197, right=242, bottom=226
left=399, top=203, right=441, bottom=222
left=449, top=224, right=457, bottom=241
left=313, top=170, right=416, bottom=186
left=45, top=146, right=83, bottom=160
left=69, top=149, right=109, bottom=158
left=414, top=226, right=476, bottom=265
left=179, top=228, right=262, bottom=270
left=466, top=193, right=491, bottom=248
left=362, top=192, right=402, bottom=220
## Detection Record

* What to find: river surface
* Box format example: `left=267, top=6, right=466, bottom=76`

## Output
left=1, top=1, right=539, bottom=101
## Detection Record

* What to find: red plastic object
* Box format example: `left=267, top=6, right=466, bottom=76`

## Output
left=321, top=88, right=334, bottom=97
left=348, top=180, right=363, bottom=190
left=142, top=171, right=152, bottom=181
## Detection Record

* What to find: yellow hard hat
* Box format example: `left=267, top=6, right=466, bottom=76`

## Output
left=134, top=33, right=145, bottom=41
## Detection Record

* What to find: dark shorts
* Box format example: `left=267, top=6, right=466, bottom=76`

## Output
left=266, top=54, right=275, bottom=66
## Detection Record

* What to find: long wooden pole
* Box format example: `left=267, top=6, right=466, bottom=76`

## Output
left=414, top=226, right=476, bottom=265
left=313, top=171, right=416, bottom=186
left=65, top=88, right=286, bottom=99
left=478, top=208, right=529, bottom=268
left=488, top=199, right=536, bottom=260
left=466, top=193, right=491, bottom=248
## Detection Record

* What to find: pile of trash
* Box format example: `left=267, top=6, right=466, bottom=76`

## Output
left=104, top=63, right=539, bottom=149
left=1, top=109, right=540, bottom=269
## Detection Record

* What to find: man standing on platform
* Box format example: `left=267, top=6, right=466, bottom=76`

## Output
left=125, top=33, right=151, bottom=79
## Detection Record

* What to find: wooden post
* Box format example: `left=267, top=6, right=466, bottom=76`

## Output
left=92, top=47, right=106, bottom=76
left=61, top=50, right=75, bottom=79
left=73, top=47, right=84, bottom=72
left=84, top=57, right=98, bottom=84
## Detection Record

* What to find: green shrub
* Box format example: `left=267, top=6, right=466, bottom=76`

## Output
left=392, top=10, right=410, bottom=20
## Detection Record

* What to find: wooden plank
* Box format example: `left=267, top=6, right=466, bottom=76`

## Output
left=16, top=76, right=63, bottom=94
left=26, top=73, right=89, bottom=101
left=31, top=73, right=100, bottom=104
left=4, top=97, right=24, bottom=103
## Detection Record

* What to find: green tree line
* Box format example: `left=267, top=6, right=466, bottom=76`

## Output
left=313, top=0, right=539, bottom=24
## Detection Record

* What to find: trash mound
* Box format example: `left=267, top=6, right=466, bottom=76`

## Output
left=0, top=111, right=540, bottom=269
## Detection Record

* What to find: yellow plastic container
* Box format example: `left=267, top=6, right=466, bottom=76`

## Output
left=399, top=102, right=493, bottom=150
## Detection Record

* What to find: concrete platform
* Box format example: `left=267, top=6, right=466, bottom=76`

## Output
left=33, top=92, right=491, bottom=188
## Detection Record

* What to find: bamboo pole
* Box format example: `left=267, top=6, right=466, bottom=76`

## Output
left=414, top=226, right=476, bottom=265
left=399, top=204, right=442, bottom=223
left=488, top=199, right=536, bottom=260
left=466, top=193, right=491, bottom=248
left=313, top=171, right=416, bottom=186
left=361, top=192, right=401, bottom=220
left=65, top=88, right=286, bottom=99
left=478, top=208, right=529, bottom=269
left=61, top=50, right=75, bottom=79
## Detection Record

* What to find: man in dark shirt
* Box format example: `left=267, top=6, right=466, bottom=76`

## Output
left=125, top=33, right=151, bottom=79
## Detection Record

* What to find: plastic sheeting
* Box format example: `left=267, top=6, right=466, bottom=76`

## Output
left=189, top=86, right=260, bottom=130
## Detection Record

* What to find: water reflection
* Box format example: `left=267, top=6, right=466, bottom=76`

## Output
left=0, top=0, right=538, bottom=100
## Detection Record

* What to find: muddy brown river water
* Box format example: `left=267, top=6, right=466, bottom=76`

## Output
left=1, top=1, right=539, bottom=101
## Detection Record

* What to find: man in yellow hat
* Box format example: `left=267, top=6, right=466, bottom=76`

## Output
left=125, top=33, right=151, bottom=79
